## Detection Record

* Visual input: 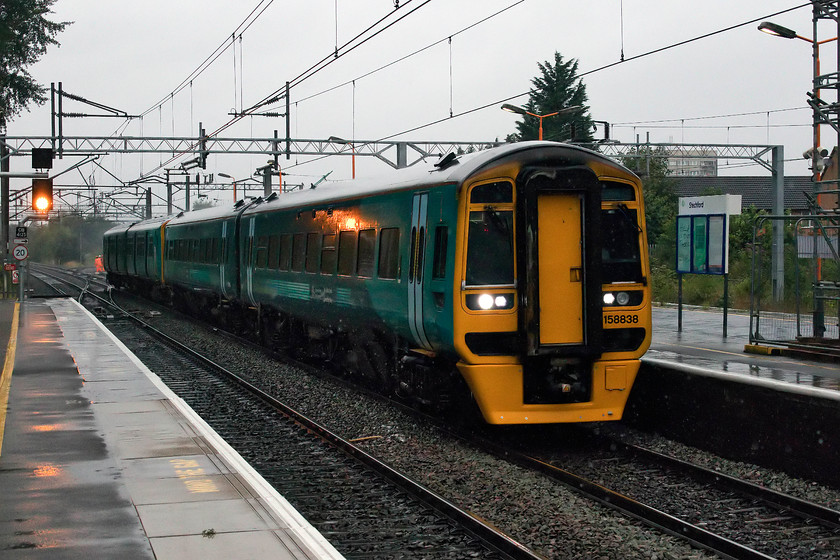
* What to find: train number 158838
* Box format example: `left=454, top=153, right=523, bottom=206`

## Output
left=603, top=314, right=640, bottom=325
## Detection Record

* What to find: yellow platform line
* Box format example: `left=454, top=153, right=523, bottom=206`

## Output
left=0, top=302, right=20, bottom=457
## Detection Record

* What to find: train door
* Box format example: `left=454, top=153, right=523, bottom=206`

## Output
left=245, top=217, right=256, bottom=305
left=220, top=221, right=230, bottom=299
left=519, top=167, right=602, bottom=356
left=537, top=193, right=585, bottom=345
left=408, top=193, right=432, bottom=349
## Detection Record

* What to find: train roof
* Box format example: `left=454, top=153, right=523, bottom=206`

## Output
left=239, top=141, right=628, bottom=218
left=109, top=142, right=631, bottom=229
left=103, top=215, right=171, bottom=237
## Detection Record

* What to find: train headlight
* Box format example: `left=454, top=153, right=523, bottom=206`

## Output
left=478, top=294, right=495, bottom=310
left=466, top=293, right=515, bottom=311
left=603, top=291, right=640, bottom=306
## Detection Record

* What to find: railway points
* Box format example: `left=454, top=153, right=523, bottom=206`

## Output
left=0, top=297, right=343, bottom=559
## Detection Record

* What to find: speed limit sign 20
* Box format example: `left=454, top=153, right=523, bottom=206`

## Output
left=13, top=244, right=29, bottom=261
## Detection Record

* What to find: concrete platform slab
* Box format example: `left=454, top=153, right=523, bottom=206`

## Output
left=0, top=298, right=343, bottom=560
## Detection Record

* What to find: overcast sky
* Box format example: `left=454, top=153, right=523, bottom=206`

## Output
left=5, top=1, right=831, bottom=209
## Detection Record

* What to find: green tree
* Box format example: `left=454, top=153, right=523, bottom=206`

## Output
left=0, top=0, right=69, bottom=127
left=29, top=214, right=116, bottom=266
left=506, top=52, right=593, bottom=143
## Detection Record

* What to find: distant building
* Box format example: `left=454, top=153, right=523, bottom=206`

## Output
left=667, top=148, right=719, bottom=177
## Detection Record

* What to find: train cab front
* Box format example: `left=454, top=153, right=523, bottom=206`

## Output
left=453, top=155, right=651, bottom=425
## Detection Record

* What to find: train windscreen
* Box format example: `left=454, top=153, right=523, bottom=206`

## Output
left=601, top=206, right=644, bottom=283
left=465, top=209, right=514, bottom=286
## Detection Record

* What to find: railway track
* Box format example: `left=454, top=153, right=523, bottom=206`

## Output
left=469, top=429, right=840, bottom=560
left=31, top=265, right=840, bottom=559
left=29, top=264, right=543, bottom=560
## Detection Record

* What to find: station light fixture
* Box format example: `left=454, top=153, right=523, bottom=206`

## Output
left=757, top=21, right=799, bottom=40
left=501, top=104, right=583, bottom=141
left=32, top=177, right=54, bottom=213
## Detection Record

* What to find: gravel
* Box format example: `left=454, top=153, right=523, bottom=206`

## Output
left=109, top=292, right=840, bottom=559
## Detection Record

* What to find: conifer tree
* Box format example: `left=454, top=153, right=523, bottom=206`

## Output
left=507, top=52, right=593, bottom=143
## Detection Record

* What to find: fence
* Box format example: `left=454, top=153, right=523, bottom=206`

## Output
left=750, top=215, right=839, bottom=349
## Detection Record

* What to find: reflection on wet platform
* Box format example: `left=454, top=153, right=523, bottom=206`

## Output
left=648, top=306, right=840, bottom=392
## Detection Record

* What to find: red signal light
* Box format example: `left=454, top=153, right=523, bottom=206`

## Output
left=32, top=178, right=53, bottom=213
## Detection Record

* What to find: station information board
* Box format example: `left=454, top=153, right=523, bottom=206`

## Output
left=676, top=195, right=741, bottom=275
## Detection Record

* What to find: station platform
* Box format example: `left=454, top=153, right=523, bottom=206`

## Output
left=647, top=305, right=840, bottom=401
left=0, top=298, right=343, bottom=560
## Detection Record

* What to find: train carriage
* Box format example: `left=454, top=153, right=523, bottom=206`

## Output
left=103, top=216, right=169, bottom=292
left=104, top=141, right=651, bottom=425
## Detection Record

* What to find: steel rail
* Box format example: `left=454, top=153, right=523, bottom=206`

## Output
left=618, top=441, right=840, bottom=529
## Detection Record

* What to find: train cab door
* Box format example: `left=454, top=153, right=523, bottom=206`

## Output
left=537, top=193, right=584, bottom=345
left=408, top=193, right=432, bottom=350
left=519, top=167, right=602, bottom=356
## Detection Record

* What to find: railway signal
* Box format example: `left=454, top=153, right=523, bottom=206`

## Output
left=32, top=177, right=53, bottom=213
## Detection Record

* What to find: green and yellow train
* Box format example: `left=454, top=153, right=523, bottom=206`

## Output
left=104, top=141, right=651, bottom=424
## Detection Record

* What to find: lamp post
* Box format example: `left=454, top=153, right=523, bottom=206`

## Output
left=758, top=18, right=837, bottom=337
left=328, top=136, right=356, bottom=179
left=501, top=103, right=583, bottom=141
left=218, top=173, right=237, bottom=202
left=758, top=21, right=837, bottom=163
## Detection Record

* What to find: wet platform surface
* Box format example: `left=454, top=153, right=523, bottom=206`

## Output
left=0, top=298, right=342, bottom=559
left=648, top=306, right=840, bottom=395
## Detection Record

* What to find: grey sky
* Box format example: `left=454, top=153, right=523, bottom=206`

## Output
left=6, top=1, right=826, bottom=201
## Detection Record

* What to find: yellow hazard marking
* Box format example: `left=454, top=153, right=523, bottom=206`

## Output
left=665, top=342, right=838, bottom=371
left=0, top=303, right=21, bottom=457
left=169, top=458, right=220, bottom=493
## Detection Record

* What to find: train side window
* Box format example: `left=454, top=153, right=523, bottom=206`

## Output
left=199, top=239, right=207, bottom=263
left=321, top=234, right=336, bottom=274
left=378, top=227, right=400, bottom=280
left=255, top=236, right=268, bottom=268
left=432, top=225, right=448, bottom=279
left=291, top=233, right=306, bottom=272
left=337, top=231, right=357, bottom=276
left=204, top=238, right=212, bottom=263
left=357, top=229, right=376, bottom=277
left=305, top=232, right=320, bottom=273
left=192, top=239, right=200, bottom=262
left=279, top=234, right=293, bottom=271
left=267, top=235, right=280, bottom=268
